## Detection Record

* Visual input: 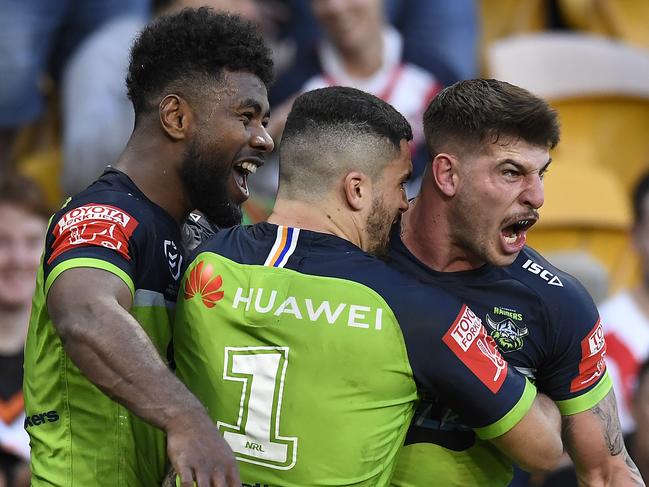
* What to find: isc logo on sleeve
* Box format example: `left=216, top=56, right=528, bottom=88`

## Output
left=443, top=305, right=508, bottom=393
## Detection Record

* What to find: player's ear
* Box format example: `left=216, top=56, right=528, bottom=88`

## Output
left=159, top=94, right=193, bottom=141
left=432, top=153, right=459, bottom=197
left=343, top=171, right=370, bottom=211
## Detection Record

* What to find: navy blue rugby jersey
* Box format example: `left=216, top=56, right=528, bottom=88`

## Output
left=177, top=223, right=536, bottom=438
left=387, top=226, right=611, bottom=486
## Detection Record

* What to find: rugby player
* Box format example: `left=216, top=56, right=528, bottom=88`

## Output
left=173, top=86, right=563, bottom=486
left=389, top=79, right=644, bottom=486
left=23, top=9, right=273, bottom=487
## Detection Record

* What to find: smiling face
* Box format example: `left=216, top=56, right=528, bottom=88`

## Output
left=0, top=204, right=47, bottom=309
left=448, top=137, right=551, bottom=267
left=311, top=0, right=383, bottom=55
left=180, top=70, right=273, bottom=227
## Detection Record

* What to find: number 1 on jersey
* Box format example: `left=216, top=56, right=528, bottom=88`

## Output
left=218, top=347, right=298, bottom=470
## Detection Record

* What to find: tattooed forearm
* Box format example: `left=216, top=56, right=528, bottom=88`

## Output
left=561, top=389, right=646, bottom=486
left=623, top=451, right=645, bottom=487
left=591, top=391, right=625, bottom=456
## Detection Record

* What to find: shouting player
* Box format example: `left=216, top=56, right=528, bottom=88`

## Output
left=23, top=9, right=274, bottom=487
left=389, top=79, right=644, bottom=486
left=173, top=86, right=563, bottom=486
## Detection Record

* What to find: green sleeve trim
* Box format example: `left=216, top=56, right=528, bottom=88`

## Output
left=556, top=371, right=612, bottom=416
left=45, top=257, right=135, bottom=298
left=475, top=379, right=537, bottom=440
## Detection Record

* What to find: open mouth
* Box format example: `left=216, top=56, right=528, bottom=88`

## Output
left=500, top=217, right=537, bottom=251
left=232, top=160, right=261, bottom=200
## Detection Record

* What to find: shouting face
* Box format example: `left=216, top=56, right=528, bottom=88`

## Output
left=448, top=137, right=551, bottom=267
left=180, top=70, right=274, bottom=227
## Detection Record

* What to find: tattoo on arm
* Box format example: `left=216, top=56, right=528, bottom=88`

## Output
left=591, top=391, right=624, bottom=456
left=590, top=391, right=645, bottom=486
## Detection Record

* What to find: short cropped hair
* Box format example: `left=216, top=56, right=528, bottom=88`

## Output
left=0, top=173, right=50, bottom=218
left=632, top=171, right=649, bottom=224
left=279, top=86, right=412, bottom=199
left=424, top=79, right=560, bottom=158
left=126, top=8, right=273, bottom=117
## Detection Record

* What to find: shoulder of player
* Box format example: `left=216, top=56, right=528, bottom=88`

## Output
left=52, top=187, right=163, bottom=231
left=507, top=246, right=595, bottom=311
left=355, top=259, right=465, bottom=323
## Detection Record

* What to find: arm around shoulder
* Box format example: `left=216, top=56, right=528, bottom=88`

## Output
left=487, top=386, right=563, bottom=473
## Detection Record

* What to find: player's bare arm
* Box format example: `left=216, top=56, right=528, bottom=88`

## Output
left=562, top=389, right=645, bottom=487
left=489, top=391, right=563, bottom=472
left=47, top=267, right=240, bottom=487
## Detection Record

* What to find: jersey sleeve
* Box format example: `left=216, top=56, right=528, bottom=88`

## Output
left=534, top=278, right=611, bottom=416
left=398, top=289, right=536, bottom=440
left=43, top=201, right=146, bottom=297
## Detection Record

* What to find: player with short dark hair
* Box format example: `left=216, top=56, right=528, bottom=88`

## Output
left=173, top=86, right=563, bottom=486
left=389, top=79, right=643, bottom=486
left=23, top=8, right=274, bottom=487
left=423, top=78, right=559, bottom=160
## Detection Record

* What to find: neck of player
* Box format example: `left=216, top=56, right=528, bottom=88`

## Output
left=268, top=198, right=365, bottom=251
left=402, top=184, right=485, bottom=273
left=115, top=128, right=192, bottom=225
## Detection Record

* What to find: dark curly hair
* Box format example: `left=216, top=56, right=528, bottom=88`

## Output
left=424, top=79, right=560, bottom=157
left=126, top=8, right=273, bottom=117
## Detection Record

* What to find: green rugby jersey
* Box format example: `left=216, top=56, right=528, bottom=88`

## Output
left=174, top=223, right=537, bottom=487
left=24, top=169, right=181, bottom=486
left=388, top=232, right=612, bottom=486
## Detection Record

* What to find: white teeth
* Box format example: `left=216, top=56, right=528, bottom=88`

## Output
left=504, top=234, right=517, bottom=245
left=239, top=161, right=257, bottom=174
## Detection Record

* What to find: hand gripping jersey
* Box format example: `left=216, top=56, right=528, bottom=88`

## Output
left=388, top=230, right=611, bottom=487
left=174, top=223, right=537, bottom=487
left=24, top=169, right=182, bottom=486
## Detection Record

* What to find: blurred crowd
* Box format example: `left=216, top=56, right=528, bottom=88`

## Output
left=1, top=0, right=649, bottom=486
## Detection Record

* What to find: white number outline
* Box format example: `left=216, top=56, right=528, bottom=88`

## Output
left=217, top=346, right=298, bottom=470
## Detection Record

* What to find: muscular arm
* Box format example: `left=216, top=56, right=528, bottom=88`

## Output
left=47, top=267, right=239, bottom=487
left=490, top=392, right=563, bottom=473
left=562, top=389, right=645, bottom=487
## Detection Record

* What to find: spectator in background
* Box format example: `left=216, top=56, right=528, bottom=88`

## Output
left=268, top=0, right=442, bottom=190
left=0, top=175, right=49, bottom=487
left=601, top=171, right=649, bottom=435
left=271, top=0, right=478, bottom=106
left=61, top=0, right=263, bottom=196
left=0, top=0, right=151, bottom=171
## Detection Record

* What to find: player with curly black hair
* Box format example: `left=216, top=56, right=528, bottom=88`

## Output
left=23, top=8, right=273, bottom=487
